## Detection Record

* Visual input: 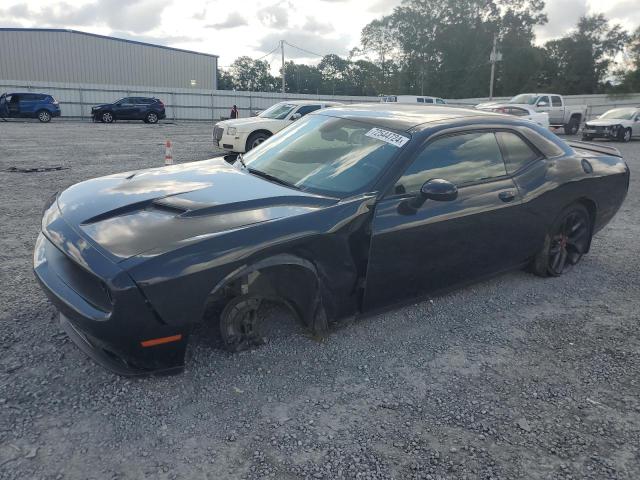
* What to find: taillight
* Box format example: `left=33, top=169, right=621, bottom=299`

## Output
left=158, top=100, right=164, bottom=107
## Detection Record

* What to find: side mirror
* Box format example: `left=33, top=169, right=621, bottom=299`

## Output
left=399, top=178, right=458, bottom=215
left=291, top=112, right=302, bottom=121
left=420, top=178, right=458, bottom=202
left=537, top=101, right=549, bottom=107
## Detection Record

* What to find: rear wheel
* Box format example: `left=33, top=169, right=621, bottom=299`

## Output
left=246, top=131, right=270, bottom=151
left=101, top=111, right=114, bottom=123
left=564, top=116, right=580, bottom=135
left=145, top=112, right=158, bottom=124
left=37, top=110, right=51, bottom=123
left=531, top=204, right=592, bottom=277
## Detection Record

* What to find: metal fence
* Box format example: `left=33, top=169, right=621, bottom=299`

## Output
left=0, top=79, right=379, bottom=121
left=2, top=79, right=639, bottom=122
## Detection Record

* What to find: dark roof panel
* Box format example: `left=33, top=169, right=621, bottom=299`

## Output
left=318, top=104, right=498, bottom=131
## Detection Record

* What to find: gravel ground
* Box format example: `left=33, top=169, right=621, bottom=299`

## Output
left=0, top=119, right=639, bottom=480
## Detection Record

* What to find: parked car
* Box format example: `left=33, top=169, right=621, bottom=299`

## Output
left=581, top=107, right=640, bottom=142
left=381, top=95, right=447, bottom=105
left=34, top=104, right=629, bottom=375
left=91, top=97, right=166, bottom=123
left=213, top=100, right=342, bottom=153
left=477, top=94, right=586, bottom=134
left=0, top=92, right=61, bottom=122
left=477, top=103, right=550, bottom=128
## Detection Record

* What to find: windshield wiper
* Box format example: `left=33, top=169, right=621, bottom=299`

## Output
left=236, top=153, right=247, bottom=169
left=247, top=168, right=300, bottom=190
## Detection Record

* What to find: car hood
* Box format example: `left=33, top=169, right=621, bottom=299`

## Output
left=56, top=158, right=336, bottom=262
left=476, top=101, right=502, bottom=109
left=586, top=119, right=629, bottom=126
left=217, top=117, right=287, bottom=131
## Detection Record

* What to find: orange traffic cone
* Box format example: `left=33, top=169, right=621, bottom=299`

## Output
left=164, top=140, right=173, bottom=165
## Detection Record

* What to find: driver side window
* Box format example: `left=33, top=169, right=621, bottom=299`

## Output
left=394, top=132, right=507, bottom=195
left=295, top=105, right=321, bottom=117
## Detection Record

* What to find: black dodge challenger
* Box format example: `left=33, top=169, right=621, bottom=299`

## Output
left=34, top=105, right=629, bottom=375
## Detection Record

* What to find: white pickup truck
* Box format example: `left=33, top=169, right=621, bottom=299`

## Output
left=477, top=93, right=587, bottom=135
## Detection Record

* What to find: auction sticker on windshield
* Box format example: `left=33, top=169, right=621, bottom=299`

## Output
left=365, top=128, right=410, bottom=148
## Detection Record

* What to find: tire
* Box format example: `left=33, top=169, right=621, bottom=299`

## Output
left=101, top=111, right=114, bottom=123
left=564, top=116, right=580, bottom=135
left=531, top=204, right=592, bottom=277
left=145, top=112, right=158, bottom=124
left=37, top=110, right=51, bottom=123
left=219, top=295, right=266, bottom=352
left=246, top=131, right=270, bottom=151
left=619, top=127, right=632, bottom=143
left=581, top=134, right=593, bottom=141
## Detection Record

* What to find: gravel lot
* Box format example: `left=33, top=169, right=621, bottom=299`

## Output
left=1, top=119, right=639, bottom=480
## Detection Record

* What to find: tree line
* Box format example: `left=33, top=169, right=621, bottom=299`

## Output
left=217, top=0, right=640, bottom=98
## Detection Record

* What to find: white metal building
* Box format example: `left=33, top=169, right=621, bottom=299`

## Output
left=0, top=28, right=218, bottom=90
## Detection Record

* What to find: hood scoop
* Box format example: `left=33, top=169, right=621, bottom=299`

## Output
left=81, top=200, right=187, bottom=225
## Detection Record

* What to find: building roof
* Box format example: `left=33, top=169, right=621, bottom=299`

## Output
left=0, top=28, right=218, bottom=59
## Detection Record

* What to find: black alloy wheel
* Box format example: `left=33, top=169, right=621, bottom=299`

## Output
left=532, top=204, right=592, bottom=277
left=550, top=207, right=591, bottom=276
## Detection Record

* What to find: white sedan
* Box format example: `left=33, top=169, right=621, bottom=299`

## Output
left=478, top=103, right=550, bottom=128
left=582, top=107, right=640, bottom=142
left=213, top=100, right=341, bottom=153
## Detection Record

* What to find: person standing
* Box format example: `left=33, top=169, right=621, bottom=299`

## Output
left=230, top=105, right=239, bottom=119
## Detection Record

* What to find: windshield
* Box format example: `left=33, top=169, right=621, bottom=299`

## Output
left=242, top=114, right=408, bottom=197
left=599, top=108, right=637, bottom=120
left=509, top=94, right=538, bottom=105
left=258, top=103, right=296, bottom=119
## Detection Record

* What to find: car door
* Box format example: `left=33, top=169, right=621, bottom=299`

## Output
left=19, top=94, right=38, bottom=117
left=113, top=98, right=136, bottom=119
left=549, top=96, right=564, bottom=124
left=290, top=104, right=322, bottom=122
left=0, top=94, right=7, bottom=117
left=6, top=94, right=19, bottom=116
left=633, top=112, right=640, bottom=137
left=363, top=130, right=529, bottom=311
left=535, top=95, right=551, bottom=117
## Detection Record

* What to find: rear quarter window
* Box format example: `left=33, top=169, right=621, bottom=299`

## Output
left=496, top=131, right=539, bottom=173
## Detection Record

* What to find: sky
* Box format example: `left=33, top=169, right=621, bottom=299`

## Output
left=1, top=0, right=639, bottom=71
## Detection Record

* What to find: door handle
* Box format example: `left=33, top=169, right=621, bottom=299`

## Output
left=498, top=190, right=516, bottom=202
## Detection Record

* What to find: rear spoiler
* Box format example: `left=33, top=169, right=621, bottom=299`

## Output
left=567, top=140, right=622, bottom=158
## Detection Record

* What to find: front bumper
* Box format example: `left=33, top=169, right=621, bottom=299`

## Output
left=213, top=127, right=247, bottom=152
left=582, top=125, right=621, bottom=139
left=33, top=210, right=189, bottom=376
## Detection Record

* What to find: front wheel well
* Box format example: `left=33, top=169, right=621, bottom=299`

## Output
left=204, top=259, right=327, bottom=335
left=245, top=130, right=273, bottom=150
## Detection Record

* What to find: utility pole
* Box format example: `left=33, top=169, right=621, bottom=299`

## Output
left=489, top=33, right=499, bottom=100
left=280, top=40, right=285, bottom=94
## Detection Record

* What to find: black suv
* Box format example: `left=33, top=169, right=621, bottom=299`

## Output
left=91, top=97, right=166, bottom=124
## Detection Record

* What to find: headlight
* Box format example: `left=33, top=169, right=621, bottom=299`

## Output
left=227, top=127, right=237, bottom=135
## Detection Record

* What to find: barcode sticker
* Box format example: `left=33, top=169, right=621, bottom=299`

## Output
left=365, top=127, right=410, bottom=148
